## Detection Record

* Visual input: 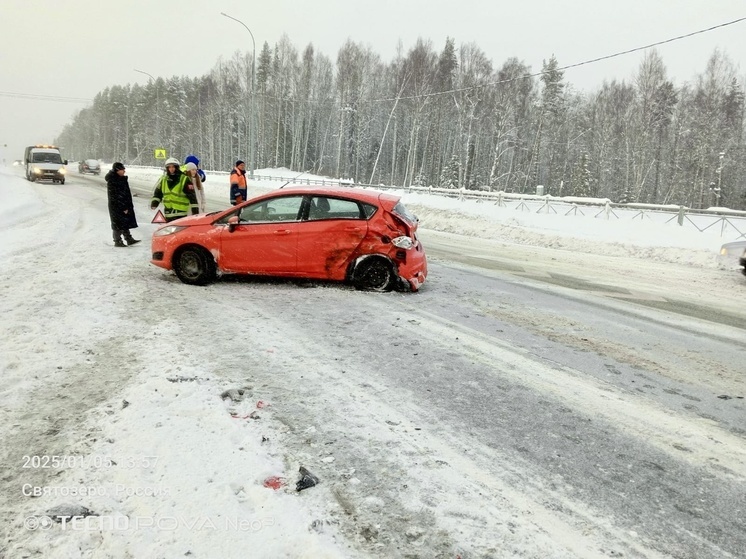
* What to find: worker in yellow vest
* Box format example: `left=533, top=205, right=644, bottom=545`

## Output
left=151, top=157, right=199, bottom=222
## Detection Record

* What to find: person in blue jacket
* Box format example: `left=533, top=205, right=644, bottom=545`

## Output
left=184, top=154, right=206, bottom=183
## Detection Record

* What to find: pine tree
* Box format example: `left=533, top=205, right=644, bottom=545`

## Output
left=571, top=152, right=592, bottom=197
left=440, top=154, right=460, bottom=187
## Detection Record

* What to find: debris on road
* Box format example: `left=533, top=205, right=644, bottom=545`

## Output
left=296, top=466, right=319, bottom=492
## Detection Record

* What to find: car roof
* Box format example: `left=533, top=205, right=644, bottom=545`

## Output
left=259, top=185, right=400, bottom=205
left=721, top=240, right=746, bottom=249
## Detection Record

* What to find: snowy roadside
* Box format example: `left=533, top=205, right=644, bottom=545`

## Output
left=2, top=164, right=743, bottom=558
left=0, top=170, right=354, bottom=558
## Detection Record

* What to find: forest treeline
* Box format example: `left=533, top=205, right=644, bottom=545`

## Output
left=55, top=36, right=746, bottom=209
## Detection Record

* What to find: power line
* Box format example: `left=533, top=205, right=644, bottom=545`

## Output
left=0, top=90, right=91, bottom=103
left=375, top=16, right=746, bottom=103
left=560, top=16, right=746, bottom=72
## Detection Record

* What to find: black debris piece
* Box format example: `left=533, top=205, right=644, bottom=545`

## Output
left=296, top=466, right=320, bottom=492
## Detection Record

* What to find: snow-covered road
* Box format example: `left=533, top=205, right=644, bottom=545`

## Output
left=1, top=166, right=744, bottom=559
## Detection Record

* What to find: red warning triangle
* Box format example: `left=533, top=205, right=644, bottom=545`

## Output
left=151, top=209, right=167, bottom=224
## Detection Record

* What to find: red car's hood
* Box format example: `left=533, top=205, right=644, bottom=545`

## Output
left=155, top=212, right=218, bottom=229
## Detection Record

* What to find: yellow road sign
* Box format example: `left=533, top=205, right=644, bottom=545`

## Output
left=154, top=149, right=167, bottom=159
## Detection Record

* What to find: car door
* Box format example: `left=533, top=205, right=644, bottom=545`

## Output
left=218, top=195, right=305, bottom=275
left=296, top=195, right=369, bottom=280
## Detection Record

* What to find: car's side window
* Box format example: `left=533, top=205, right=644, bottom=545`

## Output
left=308, top=196, right=363, bottom=220
left=239, top=196, right=305, bottom=223
left=361, top=203, right=377, bottom=218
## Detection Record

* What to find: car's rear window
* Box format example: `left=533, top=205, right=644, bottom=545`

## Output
left=392, top=201, right=418, bottom=224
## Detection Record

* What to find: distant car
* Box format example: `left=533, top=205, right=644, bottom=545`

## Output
left=12, top=160, right=22, bottom=166
left=150, top=186, right=428, bottom=291
left=740, top=247, right=746, bottom=277
left=78, top=159, right=101, bottom=175
left=718, top=240, right=746, bottom=268
left=25, top=145, right=67, bottom=184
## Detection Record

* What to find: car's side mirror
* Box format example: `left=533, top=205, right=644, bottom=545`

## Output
left=227, top=215, right=240, bottom=233
left=64, top=160, right=68, bottom=165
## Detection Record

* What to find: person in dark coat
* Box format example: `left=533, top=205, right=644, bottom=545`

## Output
left=105, top=162, right=140, bottom=247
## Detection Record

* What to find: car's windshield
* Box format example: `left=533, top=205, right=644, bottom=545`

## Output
left=32, top=152, right=62, bottom=164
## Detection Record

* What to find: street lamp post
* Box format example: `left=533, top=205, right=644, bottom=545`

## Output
left=134, top=69, right=160, bottom=161
left=221, top=12, right=256, bottom=178
left=716, top=151, right=724, bottom=206
left=124, top=103, right=128, bottom=162
left=710, top=151, right=725, bottom=207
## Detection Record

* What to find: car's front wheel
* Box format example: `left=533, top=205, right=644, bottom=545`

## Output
left=353, top=257, right=394, bottom=292
left=173, top=246, right=216, bottom=286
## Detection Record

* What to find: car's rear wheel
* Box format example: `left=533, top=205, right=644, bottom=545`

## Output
left=173, top=247, right=216, bottom=286
left=353, top=257, right=394, bottom=292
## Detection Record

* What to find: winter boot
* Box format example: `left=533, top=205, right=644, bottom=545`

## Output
left=124, top=236, right=141, bottom=246
left=114, top=239, right=126, bottom=247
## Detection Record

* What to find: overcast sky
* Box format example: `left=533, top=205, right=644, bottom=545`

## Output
left=1, top=0, right=745, bottom=162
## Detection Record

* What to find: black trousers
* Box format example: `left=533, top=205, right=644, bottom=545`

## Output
left=112, top=229, right=132, bottom=241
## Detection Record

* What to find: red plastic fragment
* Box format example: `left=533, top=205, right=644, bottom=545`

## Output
left=263, top=476, right=285, bottom=490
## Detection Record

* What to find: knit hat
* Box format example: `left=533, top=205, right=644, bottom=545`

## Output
left=112, top=162, right=125, bottom=171
left=235, top=160, right=245, bottom=167
left=184, top=162, right=198, bottom=171
left=184, top=154, right=200, bottom=166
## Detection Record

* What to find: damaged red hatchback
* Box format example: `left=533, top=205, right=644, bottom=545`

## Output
left=150, top=186, right=427, bottom=291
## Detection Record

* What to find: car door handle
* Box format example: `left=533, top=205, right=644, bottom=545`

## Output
left=273, top=230, right=292, bottom=235
left=344, top=227, right=362, bottom=231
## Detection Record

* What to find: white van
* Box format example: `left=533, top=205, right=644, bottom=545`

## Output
left=24, top=145, right=68, bottom=184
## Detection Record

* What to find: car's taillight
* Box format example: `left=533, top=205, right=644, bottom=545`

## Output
left=391, top=236, right=414, bottom=249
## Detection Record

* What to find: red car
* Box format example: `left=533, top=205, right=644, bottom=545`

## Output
left=150, top=186, right=428, bottom=291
